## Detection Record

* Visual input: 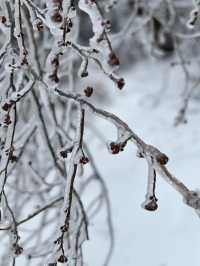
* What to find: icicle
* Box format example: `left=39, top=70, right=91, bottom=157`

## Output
left=142, top=158, right=158, bottom=211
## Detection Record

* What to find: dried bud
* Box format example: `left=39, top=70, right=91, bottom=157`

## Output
left=101, top=19, right=111, bottom=30
left=136, top=151, right=144, bottom=158
left=84, top=86, right=93, bottom=97
left=117, top=78, right=125, bottom=90
left=60, top=150, right=68, bottom=158
left=2, top=102, right=12, bottom=111
left=156, top=153, right=169, bottom=165
left=13, top=244, right=23, bottom=256
left=108, top=52, right=120, bottom=66
left=0, top=16, right=6, bottom=24
left=59, top=147, right=73, bottom=159
left=143, top=197, right=158, bottom=211
left=81, top=71, right=88, bottom=78
left=110, top=142, right=120, bottom=154
left=57, top=255, right=68, bottom=263
left=51, top=12, right=63, bottom=23
left=60, top=224, right=68, bottom=232
left=80, top=156, right=89, bottom=164
left=10, top=155, right=18, bottom=163
left=4, top=114, right=11, bottom=125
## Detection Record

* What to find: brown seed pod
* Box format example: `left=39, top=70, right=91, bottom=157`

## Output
left=51, top=11, right=63, bottom=23
left=110, top=142, right=120, bottom=154
left=2, top=102, right=12, bottom=111
left=143, top=198, right=158, bottom=211
left=117, top=78, right=125, bottom=90
left=108, top=52, right=120, bottom=66
left=80, top=156, right=89, bottom=164
left=84, top=86, right=93, bottom=97
left=57, top=255, right=68, bottom=263
left=4, top=114, right=12, bottom=125
left=0, top=16, right=6, bottom=24
left=156, top=153, right=169, bottom=165
left=13, top=244, right=23, bottom=256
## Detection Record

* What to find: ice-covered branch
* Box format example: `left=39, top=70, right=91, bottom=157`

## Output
left=55, top=88, right=200, bottom=212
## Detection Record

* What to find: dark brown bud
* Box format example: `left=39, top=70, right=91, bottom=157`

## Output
left=57, top=255, right=68, bottom=263
left=0, top=16, right=6, bottom=24
left=21, top=56, right=28, bottom=66
left=10, top=155, right=18, bottom=163
left=14, top=244, right=23, bottom=256
left=4, top=114, right=11, bottom=125
left=80, top=156, right=89, bottom=164
left=51, top=12, right=63, bottom=23
left=60, top=150, right=68, bottom=158
left=156, top=153, right=169, bottom=165
left=110, top=142, right=120, bottom=154
left=60, top=224, right=68, bottom=232
left=108, top=52, right=120, bottom=66
left=84, top=86, right=93, bottom=97
left=101, top=19, right=111, bottom=30
left=81, top=71, right=88, bottom=78
left=143, top=197, right=158, bottom=211
left=2, top=102, right=12, bottom=111
left=117, top=78, right=125, bottom=90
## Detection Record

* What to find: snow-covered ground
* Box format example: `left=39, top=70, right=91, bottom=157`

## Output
left=82, top=58, right=200, bottom=266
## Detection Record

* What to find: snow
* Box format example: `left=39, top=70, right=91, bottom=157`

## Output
left=81, top=58, right=200, bottom=266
